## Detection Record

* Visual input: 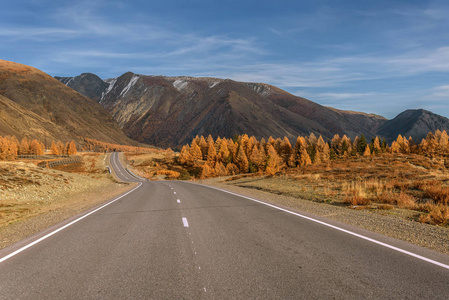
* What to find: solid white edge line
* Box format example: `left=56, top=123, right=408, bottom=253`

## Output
left=182, top=217, right=189, bottom=227
left=185, top=182, right=449, bottom=271
left=0, top=182, right=143, bottom=264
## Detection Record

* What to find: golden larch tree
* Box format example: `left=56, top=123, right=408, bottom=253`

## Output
left=235, top=144, right=249, bottom=173
left=51, top=141, right=60, bottom=155
left=189, top=142, right=203, bottom=165
left=265, top=145, right=283, bottom=175
left=206, top=139, right=217, bottom=167
left=19, top=137, right=29, bottom=155
left=68, top=140, right=77, bottom=155
left=280, top=137, right=293, bottom=165
left=363, top=145, right=371, bottom=156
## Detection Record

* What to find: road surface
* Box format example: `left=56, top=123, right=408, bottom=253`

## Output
left=1, top=152, right=449, bottom=299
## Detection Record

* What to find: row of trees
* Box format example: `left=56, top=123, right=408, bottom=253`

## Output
left=177, top=130, right=449, bottom=178
left=0, top=135, right=77, bottom=161
left=81, top=137, right=155, bottom=153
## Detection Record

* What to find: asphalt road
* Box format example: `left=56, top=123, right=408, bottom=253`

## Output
left=1, top=152, right=449, bottom=299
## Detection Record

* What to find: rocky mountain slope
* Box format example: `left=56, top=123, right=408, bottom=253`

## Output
left=55, top=73, right=108, bottom=103
left=58, top=72, right=388, bottom=148
left=377, top=109, right=449, bottom=142
left=0, top=60, right=135, bottom=145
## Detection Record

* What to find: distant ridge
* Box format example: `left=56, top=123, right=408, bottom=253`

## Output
left=377, top=109, right=449, bottom=142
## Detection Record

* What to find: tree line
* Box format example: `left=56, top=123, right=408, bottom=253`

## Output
left=81, top=137, right=156, bottom=153
left=0, top=136, right=77, bottom=160
left=177, top=130, right=449, bottom=178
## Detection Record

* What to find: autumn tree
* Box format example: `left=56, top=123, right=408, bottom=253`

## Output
left=214, top=161, right=228, bottom=176
left=178, top=145, right=192, bottom=165
left=0, top=136, right=18, bottom=160
left=200, top=163, right=215, bottom=179
left=293, top=136, right=307, bottom=166
left=279, top=137, right=293, bottom=165
left=315, top=135, right=330, bottom=163
left=298, top=147, right=312, bottom=166
left=356, top=135, right=367, bottom=155
left=51, top=141, right=60, bottom=155
left=331, top=134, right=341, bottom=155
left=265, top=145, right=284, bottom=175
left=371, top=137, right=381, bottom=155
left=19, top=137, right=29, bottom=155
left=239, top=134, right=250, bottom=156
left=9, top=136, right=18, bottom=157
left=249, top=145, right=264, bottom=173
left=30, top=139, right=43, bottom=155
left=267, top=136, right=276, bottom=151
left=390, top=141, right=400, bottom=153
left=226, top=163, right=239, bottom=175
left=363, top=145, right=371, bottom=156
left=218, top=139, right=231, bottom=164
left=235, top=144, right=249, bottom=173
left=340, top=135, right=351, bottom=157
left=198, top=136, right=208, bottom=159
left=189, top=142, right=203, bottom=165
left=227, top=139, right=237, bottom=162
left=57, top=141, right=65, bottom=155
left=67, top=140, right=77, bottom=156
left=206, top=139, right=217, bottom=167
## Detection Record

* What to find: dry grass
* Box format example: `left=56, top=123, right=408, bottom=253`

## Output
left=419, top=204, right=449, bottom=226
left=0, top=154, right=119, bottom=232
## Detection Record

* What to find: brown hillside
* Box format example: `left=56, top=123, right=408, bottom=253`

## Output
left=0, top=60, right=134, bottom=145
left=0, top=94, right=71, bottom=142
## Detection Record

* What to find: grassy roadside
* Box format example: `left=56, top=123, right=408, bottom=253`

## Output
left=0, top=152, right=135, bottom=249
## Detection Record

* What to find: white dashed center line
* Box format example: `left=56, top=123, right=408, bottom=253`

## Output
left=182, top=217, right=189, bottom=227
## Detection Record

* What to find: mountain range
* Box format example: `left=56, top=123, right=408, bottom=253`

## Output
left=56, top=71, right=449, bottom=148
left=1, top=59, right=448, bottom=149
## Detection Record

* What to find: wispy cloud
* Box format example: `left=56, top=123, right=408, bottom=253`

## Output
left=431, top=85, right=449, bottom=98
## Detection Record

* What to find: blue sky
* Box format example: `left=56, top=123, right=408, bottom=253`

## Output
left=1, top=0, right=449, bottom=119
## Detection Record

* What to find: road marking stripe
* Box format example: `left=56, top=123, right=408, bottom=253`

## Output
left=182, top=217, right=189, bottom=227
left=177, top=199, right=181, bottom=203
left=186, top=182, right=449, bottom=271
left=0, top=182, right=143, bottom=264
left=174, top=192, right=176, bottom=194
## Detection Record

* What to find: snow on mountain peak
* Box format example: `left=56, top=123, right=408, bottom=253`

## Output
left=173, top=79, right=189, bottom=92
left=101, top=78, right=117, bottom=102
left=120, top=75, right=139, bottom=98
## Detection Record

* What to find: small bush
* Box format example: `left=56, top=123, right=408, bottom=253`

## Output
left=424, top=185, right=449, bottom=205
left=419, top=204, right=449, bottom=226
left=396, top=192, right=416, bottom=209
left=344, top=189, right=371, bottom=206
left=378, top=204, right=394, bottom=210
left=156, top=169, right=180, bottom=179
left=376, top=191, right=415, bottom=208
left=178, top=169, right=191, bottom=180
left=416, top=202, right=434, bottom=213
